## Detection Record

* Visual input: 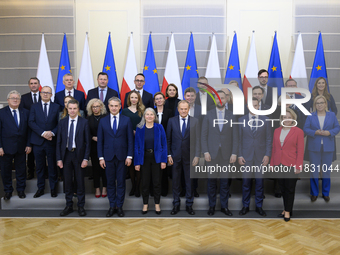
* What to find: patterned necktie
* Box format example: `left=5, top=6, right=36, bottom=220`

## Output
left=68, top=91, right=71, bottom=96
left=100, top=89, right=104, bottom=102
left=251, top=116, right=256, bottom=135
left=13, top=110, right=19, bottom=127
left=113, top=116, right=117, bottom=135
left=219, top=111, right=223, bottom=131
left=182, top=118, right=186, bottom=137
left=33, top=94, right=37, bottom=103
left=68, top=120, right=75, bottom=151
left=44, top=103, right=48, bottom=119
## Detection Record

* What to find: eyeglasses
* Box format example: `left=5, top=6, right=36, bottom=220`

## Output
left=92, top=105, right=101, bottom=108
left=41, top=92, right=52, bottom=95
left=135, top=80, right=145, bottom=83
left=8, top=98, right=20, bottom=101
left=316, top=102, right=326, bottom=105
left=259, top=76, right=268, bottom=79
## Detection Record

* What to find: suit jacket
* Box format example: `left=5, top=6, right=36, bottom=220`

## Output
left=263, top=86, right=273, bottom=106
left=56, top=116, right=91, bottom=163
left=270, top=126, right=304, bottom=171
left=28, top=102, right=60, bottom=146
left=306, top=94, right=338, bottom=115
left=201, top=108, right=238, bottom=160
left=238, top=115, right=272, bottom=162
left=167, top=116, right=200, bottom=164
left=97, top=114, right=133, bottom=161
left=19, top=92, right=41, bottom=110
left=123, top=89, right=154, bottom=109
left=156, top=108, right=173, bottom=132
left=195, top=91, right=215, bottom=111
left=244, top=103, right=271, bottom=115
left=54, top=89, right=86, bottom=111
left=134, top=123, right=167, bottom=166
left=0, top=106, right=31, bottom=154
left=303, top=111, right=340, bottom=152
left=86, top=87, right=119, bottom=113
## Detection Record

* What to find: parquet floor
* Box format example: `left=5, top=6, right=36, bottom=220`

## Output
left=0, top=218, right=339, bottom=254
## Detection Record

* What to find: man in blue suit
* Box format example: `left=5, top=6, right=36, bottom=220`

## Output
left=56, top=99, right=91, bottom=216
left=238, top=98, right=272, bottom=217
left=19, top=77, right=41, bottom=180
left=123, top=73, right=154, bottom=109
left=201, top=90, right=238, bottom=216
left=167, top=100, right=200, bottom=215
left=85, top=72, right=119, bottom=113
left=258, top=69, right=274, bottom=107
left=97, top=97, right=133, bottom=217
left=54, top=73, right=86, bottom=111
left=0, top=90, right=31, bottom=200
left=29, top=86, right=60, bottom=198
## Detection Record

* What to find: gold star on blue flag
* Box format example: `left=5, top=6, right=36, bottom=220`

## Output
left=143, top=34, right=159, bottom=95
left=56, top=34, right=71, bottom=93
left=224, top=33, right=242, bottom=89
left=182, top=33, right=198, bottom=95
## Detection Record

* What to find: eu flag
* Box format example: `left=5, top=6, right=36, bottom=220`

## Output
left=181, top=33, right=198, bottom=95
left=309, top=32, right=328, bottom=92
left=103, top=33, right=120, bottom=97
left=267, top=32, right=284, bottom=95
left=143, top=34, right=159, bottom=95
left=56, top=34, right=71, bottom=93
left=224, top=33, right=242, bottom=90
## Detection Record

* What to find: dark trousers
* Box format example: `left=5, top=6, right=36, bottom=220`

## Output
left=33, top=141, right=57, bottom=191
left=278, top=178, right=297, bottom=213
left=106, top=156, right=126, bottom=208
left=27, top=151, right=35, bottom=175
left=64, top=150, right=85, bottom=207
left=172, top=159, right=193, bottom=206
left=161, top=166, right=170, bottom=196
left=91, top=147, right=107, bottom=188
left=0, top=152, right=26, bottom=193
left=141, top=151, right=161, bottom=205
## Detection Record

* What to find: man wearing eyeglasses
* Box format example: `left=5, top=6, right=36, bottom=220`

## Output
left=123, top=73, right=154, bottom=109
left=29, top=86, right=60, bottom=198
left=258, top=69, right=273, bottom=106
left=0, top=90, right=31, bottom=200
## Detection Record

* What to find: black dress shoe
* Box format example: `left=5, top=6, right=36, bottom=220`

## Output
left=51, top=189, right=57, bottom=197
left=78, top=207, right=86, bottom=217
left=180, top=190, right=186, bottom=197
left=207, top=206, right=215, bottom=216
left=186, top=206, right=195, bottom=215
left=311, top=195, right=317, bottom=202
left=194, top=190, right=199, bottom=197
left=274, top=192, right=282, bottom=198
left=284, top=216, right=290, bottom=222
left=221, top=208, right=233, bottom=216
left=155, top=210, right=162, bottom=215
left=60, top=206, right=73, bottom=216
left=170, top=205, right=180, bottom=215
left=322, top=195, right=330, bottom=202
left=277, top=212, right=284, bottom=218
left=106, top=207, right=117, bottom=217
left=239, top=207, right=249, bottom=216
left=255, top=207, right=267, bottom=217
left=129, top=188, right=135, bottom=196
left=27, top=173, right=34, bottom=180
left=117, top=207, right=125, bottom=217
left=33, top=189, right=44, bottom=198
left=18, top=191, right=26, bottom=199
left=4, top=192, right=12, bottom=201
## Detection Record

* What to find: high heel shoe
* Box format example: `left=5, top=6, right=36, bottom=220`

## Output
left=142, top=205, right=148, bottom=215
left=102, top=194, right=107, bottom=198
left=155, top=204, right=161, bottom=215
left=284, top=212, right=291, bottom=222
left=277, top=211, right=285, bottom=218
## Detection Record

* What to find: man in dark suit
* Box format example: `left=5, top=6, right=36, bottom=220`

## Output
left=201, top=90, right=238, bottom=216
left=167, top=100, right=200, bottom=215
left=97, top=97, right=133, bottom=217
left=195, top=76, right=215, bottom=112
left=29, top=86, right=60, bottom=198
left=238, top=98, right=272, bottom=217
left=54, top=73, right=86, bottom=111
left=86, top=72, right=119, bottom=113
left=56, top=99, right=91, bottom=216
left=123, top=73, right=154, bottom=109
left=19, top=77, right=41, bottom=180
left=258, top=69, right=273, bottom=106
left=0, top=90, right=31, bottom=200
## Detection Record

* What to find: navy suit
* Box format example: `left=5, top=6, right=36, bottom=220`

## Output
left=56, top=116, right=91, bottom=207
left=263, top=86, right=273, bottom=106
left=124, top=89, right=154, bottom=109
left=167, top=116, right=200, bottom=207
left=0, top=107, right=31, bottom=193
left=86, top=87, right=119, bottom=113
left=306, top=94, right=338, bottom=116
left=29, top=102, right=60, bottom=192
left=54, top=89, right=86, bottom=111
left=201, top=108, right=238, bottom=209
left=97, top=114, right=133, bottom=208
left=238, top=115, right=272, bottom=208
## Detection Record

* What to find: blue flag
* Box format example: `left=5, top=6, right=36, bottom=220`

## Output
left=103, top=34, right=120, bottom=97
left=224, top=33, right=242, bottom=90
left=181, top=33, right=199, bottom=95
left=56, top=34, right=71, bottom=93
left=309, top=32, right=328, bottom=92
left=143, top=34, right=159, bottom=95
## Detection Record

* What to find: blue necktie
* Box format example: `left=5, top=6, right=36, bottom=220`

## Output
left=33, top=93, right=37, bottom=103
left=219, top=111, right=223, bottom=131
left=113, top=116, right=117, bottom=135
left=251, top=116, right=256, bottom=135
left=13, top=110, right=19, bottom=127
left=44, top=103, right=48, bottom=119
left=68, top=120, right=75, bottom=151
left=182, top=118, right=186, bottom=137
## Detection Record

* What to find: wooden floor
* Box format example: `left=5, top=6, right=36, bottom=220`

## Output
left=0, top=218, right=339, bottom=255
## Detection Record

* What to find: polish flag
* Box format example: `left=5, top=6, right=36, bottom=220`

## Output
left=205, top=34, right=221, bottom=85
left=161, top=34, right=182, bottom=99
left=121, top=33, right=138, bottom=107
left=36, top=33, right=55, bottom=99
left=76, top=33, right=95, bottom=98
left=290, top=33, right=308, bottom=90
left=242, top=32, right=259, bottom=101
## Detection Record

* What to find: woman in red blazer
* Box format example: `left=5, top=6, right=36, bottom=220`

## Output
left=270, top=108, right=304, bottom=222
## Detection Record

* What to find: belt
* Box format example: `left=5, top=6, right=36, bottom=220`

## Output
left=145, top=149, right=153, bottom=153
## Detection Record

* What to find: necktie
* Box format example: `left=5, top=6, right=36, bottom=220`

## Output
left=100, top=89, right=104, bottom=102
left=44, top=103, right=48, bottom=119
left=181, top=118, right=186, bottom=137
left=219, top=111, right=223, bottom=131
left=33, top=93, right=37, bottom=103
left=68, top=120, right=75, bottom=151
left=113, top=116, right=117, bottom=135
left=68, top=91, right=71, bottom=96
left=290, top=95, right=295, bottom=109
left=13, top=110, right=19, bottom=127
left=251, top=116, right=256, bottom=135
